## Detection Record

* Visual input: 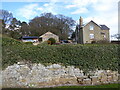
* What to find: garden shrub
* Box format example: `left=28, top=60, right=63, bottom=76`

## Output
left=96, top=40, right=110, bottom=44
left=91, top=41, right=96, bottom=44
left=24, top=42, right=33, bottom=44
left=40, top=41, right=48, bottom=45
left=47, top=40, right=51, bottom=45
left=2, top=36, right=119, bottom=74
left=48, top=38, right=56, bottom=45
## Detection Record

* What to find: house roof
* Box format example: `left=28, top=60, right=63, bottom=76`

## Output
left=22, top=36, right=39, bottom=39
left=84, top=20, right=101, bottom=28
left=83, top=20, right=109, bottom=30
left=100, top=25, right=110, bottom=30
left=40, top=31, right=58, bottom=37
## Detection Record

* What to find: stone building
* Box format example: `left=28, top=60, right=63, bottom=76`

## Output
left=75, top=17, right=110, bottom=44
left=40, top=31, right=59, bottom=42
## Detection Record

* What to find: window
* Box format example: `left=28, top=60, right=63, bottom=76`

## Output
left=104, top=35, right=106, bottom=38
left=101, top=32, right=106, bottom=38
left=101, top=32, right=105, bottom=35
left=90, top=34, right=94, bottom=39
left=90, top=24, right=94, bottom=30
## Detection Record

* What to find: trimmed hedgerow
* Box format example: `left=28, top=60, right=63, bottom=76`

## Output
left=2, top=36, right=119, bottom=73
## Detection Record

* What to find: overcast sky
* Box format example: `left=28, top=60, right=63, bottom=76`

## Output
left=1, top=0, right=119, bottom=40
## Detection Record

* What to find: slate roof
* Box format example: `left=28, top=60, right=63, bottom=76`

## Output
left=83, top=20, right=101, bottom=28
left=83, top=21, right=109, bottom=30
left=22, top=36, right=39, bottom=39
left=40, top=31, right=58, bottom=37
left=100, top=25, right=110, bottom=30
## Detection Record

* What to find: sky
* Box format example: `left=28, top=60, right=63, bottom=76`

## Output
left=1, top=0, right=120, bottom=40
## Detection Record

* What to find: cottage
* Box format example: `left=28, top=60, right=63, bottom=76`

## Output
left=40, top=32, right=59, bottom=42
left=75, top=17, right=110, bottom=44
left=21, top=36, right=39, bottom=42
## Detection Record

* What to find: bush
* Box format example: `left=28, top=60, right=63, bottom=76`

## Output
left=2, top=36, right=119, bottom=74
left=40, top=41, right=49, bottom=46
left=53, top=43, right=61, bottom=45
left=24, top=42, right=33, bottom=44
left=96, top=40, right=110, bottom=44
left=48, top=38, right=56, bottom=45
left=91, top=41, right=96, bottom=44
left=47, top=40, right=51, bottom=45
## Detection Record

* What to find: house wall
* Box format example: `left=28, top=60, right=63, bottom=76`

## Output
left=100, top=30, right=110, bottom=41
left=22, top=39, right=38, bottom=42
left=79, top=28, right=84, bottom=44
left=41, top=34, right=59, bottom=42
left=83, top=22, right=109, bottom=43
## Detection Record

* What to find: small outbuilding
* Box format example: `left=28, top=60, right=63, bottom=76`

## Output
left=40, top=32, right=59, bottom=42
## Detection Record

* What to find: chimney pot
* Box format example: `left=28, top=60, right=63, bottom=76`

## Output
left=79, top=16, right=83, bottom=27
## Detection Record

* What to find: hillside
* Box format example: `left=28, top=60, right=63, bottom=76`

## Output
left=2, top=36, right=119, bottom=73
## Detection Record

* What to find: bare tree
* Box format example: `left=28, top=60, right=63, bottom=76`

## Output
left=9, top=18, right=21, bottom=31
left=111, top=34, right=120, bottom=40
left=29, top=13, right=75, bottom=40
left=0, top=9, right=13, bottom=24
left=19, top=21, right=30, bottom=36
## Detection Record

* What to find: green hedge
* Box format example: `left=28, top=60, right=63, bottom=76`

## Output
left=48, top=38, right=56, bottom=45
left=2, top=36, right=119, bottom=73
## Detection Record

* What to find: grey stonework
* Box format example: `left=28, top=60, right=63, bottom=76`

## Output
left=2, top=62, right=119, bottom=88
left=75, top=17, right=110, bottom=44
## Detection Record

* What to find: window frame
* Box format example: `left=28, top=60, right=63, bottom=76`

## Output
left=90, top=24, right=94, bottom=30
left=90, top=34, right=94, bottom=39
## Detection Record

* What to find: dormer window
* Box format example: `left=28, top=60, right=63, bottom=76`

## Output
left=90, top=24, right=94, bottom=30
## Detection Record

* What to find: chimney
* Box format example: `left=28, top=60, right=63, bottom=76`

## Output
left=79, top=16, right=83, bottom=27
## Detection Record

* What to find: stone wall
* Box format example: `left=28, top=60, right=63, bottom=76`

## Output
left=2, top=62, right=119, bottom=88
